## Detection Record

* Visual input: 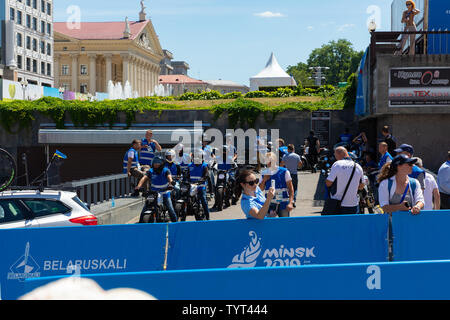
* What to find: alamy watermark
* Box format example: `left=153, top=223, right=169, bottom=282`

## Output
left=170, top=121, right=280, bottom=166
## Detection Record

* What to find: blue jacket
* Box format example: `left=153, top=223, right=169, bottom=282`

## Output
left=264, top=167, right=290, bottom=210
left=140, top=139, right=156, bottom=166
left=165, top=162, right=180, bottom=177
left=123, top=148, right=139, bottom=174
left=189, top=162, right=208, bottom=188
left=146, top=167, right=171, bottom=192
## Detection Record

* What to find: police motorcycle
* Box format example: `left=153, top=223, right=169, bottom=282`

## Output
left=176, top=168, right=208, bottom=221
left=201, top=136, right=217, bottom=202
left=138, top=156, right=177, bottom=224
left=317, top=147, right=334, bottom=175
left=164, top=149, right=184, bottom=213
left=297, top=141, right=313, bottom=172
left=215, top=146, right=238, bottom=211
left=178, top=149, right=210, bottom=221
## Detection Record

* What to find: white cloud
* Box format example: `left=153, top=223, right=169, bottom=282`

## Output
left=337, top=23, right=356, bottom=32
left=254, top=11, right=286, bottom=18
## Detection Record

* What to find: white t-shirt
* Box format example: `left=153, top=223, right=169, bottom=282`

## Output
left=127, top=150, right=140, bottom=169
left=378, top=177, right=425, bottom=208
left=326, top=159, right=363, bottom=207
left=424, top=173, right=439, bottom=210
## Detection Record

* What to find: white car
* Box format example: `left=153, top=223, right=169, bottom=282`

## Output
left=0, top=189, right=97, bottom=229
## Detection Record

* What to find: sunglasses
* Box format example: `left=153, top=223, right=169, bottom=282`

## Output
left=244, top=179, right=259, bottom=186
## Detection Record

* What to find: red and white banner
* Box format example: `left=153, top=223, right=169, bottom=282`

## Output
left=389, top=67, right=450, bottom=107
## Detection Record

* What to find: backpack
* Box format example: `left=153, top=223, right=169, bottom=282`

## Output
left=388, top=177, right=417, bottom=204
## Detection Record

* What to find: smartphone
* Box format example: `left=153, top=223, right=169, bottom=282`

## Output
left=271, top=179, right=276, bottom=190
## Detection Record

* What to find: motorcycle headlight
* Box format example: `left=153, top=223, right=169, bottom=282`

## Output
left=218, top=173, right=225, bottom=179
left=148, top=195, right=156, bottom=202
left=181, top=185, right=189, bottom=193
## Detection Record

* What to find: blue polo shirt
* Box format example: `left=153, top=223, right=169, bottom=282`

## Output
left=241, top=186, right=267, bottom=219
left=378, top=152, right=393, bottom=169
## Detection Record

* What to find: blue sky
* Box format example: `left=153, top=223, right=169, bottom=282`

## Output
left=54, top=0, right=394, bottom=86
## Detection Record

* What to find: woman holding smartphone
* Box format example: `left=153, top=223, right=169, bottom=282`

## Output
left=377, top=155, right=424, bottom=214
left=235, top=170, right=276, bottom=220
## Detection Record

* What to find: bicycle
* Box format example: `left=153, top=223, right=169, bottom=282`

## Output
left=0, top=148, right=16, bottom=192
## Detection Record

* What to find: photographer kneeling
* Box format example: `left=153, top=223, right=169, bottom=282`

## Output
left=377, top=155, right=424, bottom=215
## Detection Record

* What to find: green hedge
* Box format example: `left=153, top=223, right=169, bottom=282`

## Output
left=0, top=91, right=346, bottom=132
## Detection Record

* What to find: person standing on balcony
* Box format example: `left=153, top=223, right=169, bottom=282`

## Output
left=396, top=0, right=420, bottom=56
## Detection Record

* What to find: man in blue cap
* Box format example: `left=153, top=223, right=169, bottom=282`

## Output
left=394, top=144, right=425, bottom=191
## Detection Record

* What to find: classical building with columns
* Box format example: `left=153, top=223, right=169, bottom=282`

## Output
left=52, top=7, right=163, bottom=96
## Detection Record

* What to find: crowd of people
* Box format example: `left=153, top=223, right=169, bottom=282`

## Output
left=122, top=127, right=450, bottom=222
left=235, top=125, right=450, bottom=220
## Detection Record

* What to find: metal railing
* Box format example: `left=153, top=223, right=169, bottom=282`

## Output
left=370, top=30, right=450, bottom=67
left=58, top=174, right=138, bottom=207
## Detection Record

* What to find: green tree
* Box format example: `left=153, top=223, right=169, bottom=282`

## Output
left=288, top=39, right=364, bottom=86
left=286, top=62, right=315, bottom=87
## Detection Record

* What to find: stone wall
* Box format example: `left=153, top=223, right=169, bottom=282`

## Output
left=0, top=108, right=356, bottom=183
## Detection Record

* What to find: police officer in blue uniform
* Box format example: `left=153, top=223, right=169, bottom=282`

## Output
left=259, top=152, right=295, bottom=217
left=123, top=139, right=150, bottom=196
left=175, top=143, right=192, bottom=171
left=165, top=149, right=181, bottom=200
left=140, top=129, right=162, bottom=166
left=278, top=138, right=288, bottom=157
left=136, top=155, right=177, bottom=222
left=188, top=149, right=211, bottom=220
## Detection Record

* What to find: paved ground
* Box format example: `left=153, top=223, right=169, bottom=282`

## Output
left=186, top=171, right=326, bottom=222
left=92, top=171, right=327, bottom=224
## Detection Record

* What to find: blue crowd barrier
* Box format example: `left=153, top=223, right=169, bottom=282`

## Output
left=0, top=224, right=167, bottom=300
left=392, top=210, right=450, bottom=262
left=22, top=259, right=450, bottom=300
left=166, top=215, right=389, bottom=271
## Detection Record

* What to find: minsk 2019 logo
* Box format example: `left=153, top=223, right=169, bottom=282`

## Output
left=227, top=231, right=317, bottom=268
left=8, top=242, right=41, bottom=281
left=228, top=231, right=262, bottom=268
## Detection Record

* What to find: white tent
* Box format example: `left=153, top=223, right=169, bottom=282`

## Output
left=249, top=53, right=297, bottom=91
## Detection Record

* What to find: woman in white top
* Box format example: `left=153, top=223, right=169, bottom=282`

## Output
left=377, top=155, right=424, bottom=214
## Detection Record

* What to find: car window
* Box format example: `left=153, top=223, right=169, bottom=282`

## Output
left=0, top=200, right=27, bottom=224
left=22, top=199, right=70, bottom=217
left=71, top=196, right=90, bottom=212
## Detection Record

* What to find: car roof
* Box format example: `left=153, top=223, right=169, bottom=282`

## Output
left=0, top=189, right=77, bottom=199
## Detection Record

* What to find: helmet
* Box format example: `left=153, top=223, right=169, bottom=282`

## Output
left=151, top=155, right=165, bottom=174
left=165, top=149, right=176, bottom=163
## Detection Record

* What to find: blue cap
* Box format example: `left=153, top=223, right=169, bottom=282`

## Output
left=392, top=154, right=417, bottom=167
left=394, top=144, right=414, bottom=155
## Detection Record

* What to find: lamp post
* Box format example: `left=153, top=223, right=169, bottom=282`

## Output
left=309, top=67, right=330, bottom=86
left=368, top=20, right=377, bottom=33
left=20, top=79, right=28, bottom=101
